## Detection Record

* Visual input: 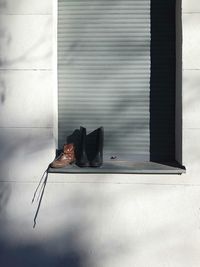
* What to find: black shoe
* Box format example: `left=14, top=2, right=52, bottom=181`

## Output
left=89, top=127, right=104, bottom=167
left=76, top=126, right=90, bottom=167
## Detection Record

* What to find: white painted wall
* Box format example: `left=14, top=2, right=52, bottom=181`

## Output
left=0, top=0, right=200, bottom=266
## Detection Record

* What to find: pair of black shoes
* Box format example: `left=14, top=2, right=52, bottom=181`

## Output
left=76, top=126, right=104, bottom=168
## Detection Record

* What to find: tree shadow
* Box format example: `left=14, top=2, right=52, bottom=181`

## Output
left=0, top=0, right=6, bottom=9
left=0, top=79, right=6, bottom=104
left=0, top=183, right=11, bottom=214
left=0, top=232, right=86, bottom=267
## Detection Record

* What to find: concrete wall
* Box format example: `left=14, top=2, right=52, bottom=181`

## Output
left=0, top=0, right=200, bottom=266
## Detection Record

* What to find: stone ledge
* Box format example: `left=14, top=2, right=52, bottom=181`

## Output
left=48, top=161, right=186, bottom=175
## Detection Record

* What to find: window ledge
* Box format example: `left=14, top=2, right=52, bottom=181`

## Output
left=48, top=161, right=186, bottom=175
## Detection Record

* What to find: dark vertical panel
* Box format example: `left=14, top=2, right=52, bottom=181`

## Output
left=150, top=0, right=176, bottom=161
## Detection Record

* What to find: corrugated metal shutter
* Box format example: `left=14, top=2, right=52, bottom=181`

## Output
left=58, top=0, right=151, bottom=161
